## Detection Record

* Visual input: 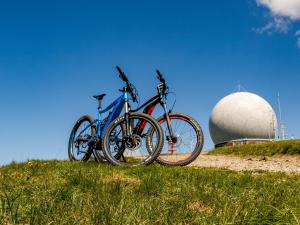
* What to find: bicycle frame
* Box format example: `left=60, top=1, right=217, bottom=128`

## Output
left=97, top=93, right=127, bottom=137
left=75, top=92, right=129, bottom=146
left=131, top=89, right=175, bottom=140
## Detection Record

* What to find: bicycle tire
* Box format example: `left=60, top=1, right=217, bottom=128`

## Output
left=147, top=113, right=204, bottom=166
left=102, top=112, right=164, bottom=166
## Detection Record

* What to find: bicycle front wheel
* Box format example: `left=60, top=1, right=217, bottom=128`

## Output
left=148, top=113, right=204, bottom=166
left=102, top=112, right=164, bottom=166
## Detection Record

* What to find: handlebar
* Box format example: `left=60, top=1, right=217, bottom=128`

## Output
left=116, top=66, right=138, bottom=103
left=116, top=66, right=129, bottom=83
left=156, top=70, right=166, bottom=84
left=156, top=69, right=168, bottom=95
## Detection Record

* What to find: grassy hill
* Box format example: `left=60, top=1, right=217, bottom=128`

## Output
left=0, top=161, right=300, bottom=224
left=209, top=140, right=300, bottom=157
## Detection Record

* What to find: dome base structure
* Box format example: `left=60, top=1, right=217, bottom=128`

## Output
left=214, top=138, right=274, bottom=148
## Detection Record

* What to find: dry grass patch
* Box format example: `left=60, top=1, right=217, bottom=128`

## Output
left=102, top=174, right=142, bottom=186
left=187, top=201, right=213, bottom=214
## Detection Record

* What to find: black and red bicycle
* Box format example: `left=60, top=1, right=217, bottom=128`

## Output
left=131, top=69, right=204, bottom=166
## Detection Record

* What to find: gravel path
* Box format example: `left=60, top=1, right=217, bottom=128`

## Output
left=190, top=153, right=300, bottom=174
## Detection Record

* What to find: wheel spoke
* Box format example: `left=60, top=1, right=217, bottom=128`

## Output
left=155, top=115, right=203, bottom=165
left=104, top=114, right=162, bottom=166
left=69, top=118, right=94, bottom=161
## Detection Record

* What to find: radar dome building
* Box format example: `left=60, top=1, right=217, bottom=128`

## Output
left=209, top=92, right=278, bottom=148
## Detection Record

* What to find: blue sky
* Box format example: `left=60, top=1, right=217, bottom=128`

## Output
left=1, top=0, right=300, bottom=165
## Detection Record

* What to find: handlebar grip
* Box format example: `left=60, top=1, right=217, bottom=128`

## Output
left=156, top=69, right=165, bottom=83
left=116, top=66, right=122, bottom=74
left=116, top=66, right=129, bottom=82
left=156, top=70, right=162, bottom=78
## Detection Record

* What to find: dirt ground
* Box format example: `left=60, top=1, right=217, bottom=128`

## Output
left=190, top=153, right=300, bottom=174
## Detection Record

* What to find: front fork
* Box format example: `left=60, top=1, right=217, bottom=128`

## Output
left=124, top=97, right=131, bottom=137
left=161, top=101, right=176, bottom=143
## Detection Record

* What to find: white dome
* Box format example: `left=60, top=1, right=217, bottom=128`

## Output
left=209, top=92, right=278, bottom=145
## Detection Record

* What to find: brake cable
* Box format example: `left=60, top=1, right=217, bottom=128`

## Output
left=167, top=91, right=177, bottom=113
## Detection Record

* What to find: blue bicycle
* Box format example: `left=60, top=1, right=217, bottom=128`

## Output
left=68, top=67, right=164, bottom=166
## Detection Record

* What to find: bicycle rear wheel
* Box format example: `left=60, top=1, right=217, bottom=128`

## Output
left=148, top=113, right=204, bottom=166
left=68, top=115, right=96, bottom=162
left=102, top=112, right=164, bottom=166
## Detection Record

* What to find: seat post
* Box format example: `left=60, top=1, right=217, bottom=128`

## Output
left=93, top=94, right=106, bottom=110
left=98, top=100, right=102, bottom=110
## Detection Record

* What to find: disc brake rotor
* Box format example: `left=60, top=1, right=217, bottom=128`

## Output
left=126, top=135, right=142, bottom=151
left=168, top=134, right=182, bottom=147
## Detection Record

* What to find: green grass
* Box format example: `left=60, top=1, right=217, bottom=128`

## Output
left=1, top=161, right=300, bottom=225
left=209, top=140, right=300, bottom=157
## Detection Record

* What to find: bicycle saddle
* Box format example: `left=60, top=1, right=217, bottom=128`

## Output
left=93, top=94, right=106, bottom=100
